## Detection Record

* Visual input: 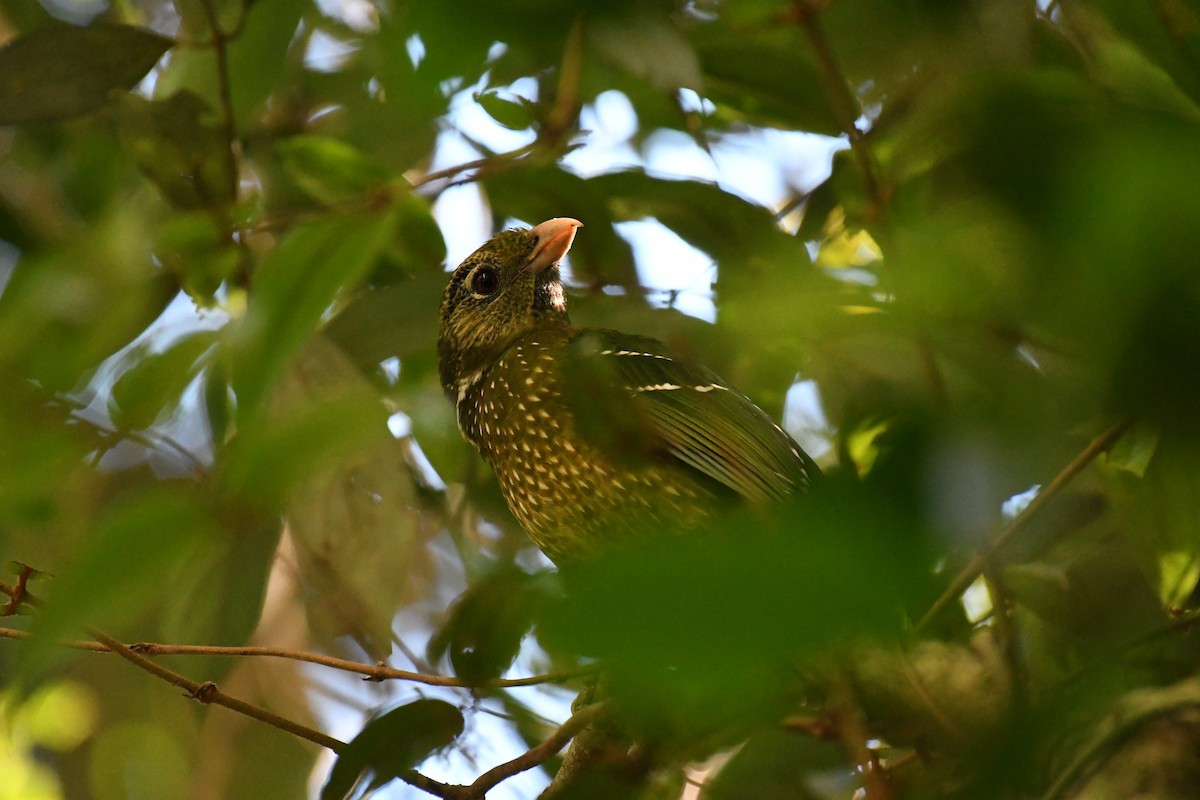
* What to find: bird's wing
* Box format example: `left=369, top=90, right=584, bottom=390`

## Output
left=565, top=330, right=818, bottom=502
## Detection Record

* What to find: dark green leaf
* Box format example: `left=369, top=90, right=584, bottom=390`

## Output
left=475, top=91, right=535, bottom=130
left=427, top=564, right=543, bottom=685
left=114, top=91, right=235, bottom=211
left=269, top=336, right=422, bottom=659
left=0, top=24, right=172, bottom=124
left=323, top=272, right=447, bottom=370
left=108, top=330, right=218, bottom=430
left=21, top=485, right=218, bottom=677
left=700, top=729, right=840, bottom=800
left=693, top=38, right=840, bottom=135
left=321, top=699, right=464, bottom=800
left=277, top=135, right=391, bottom=206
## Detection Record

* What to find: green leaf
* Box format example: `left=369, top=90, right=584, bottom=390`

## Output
left=114, top=91, right=235, bottom=211
left=108, top=330, right=218, bottom=431
left=321, top=699, right=464, bottom=800
left=0, top=24, right=172, bottom=125
left=154, top=211, right=244, bottom=303
left=157, top=506, right=280, bottom=652
left=475, top=91, right=536, bottom=130
left=427, top=564, right=542, bottom=685
left=323, top=272, right=456, bottom=371
left=0, top=208, right=176, bottom=391
left=277, top=135, right=391, bottom=206
left=21, top=485, right=218, bottom=678
left=266, top=336, right=422, bottom=659
left=229, top=208, right=399, bottom=418
left=700, top=729, right=840, bottom=800
left=589, top=8, right=702, bottom=91
left=693, top=38, right=840, bottom=135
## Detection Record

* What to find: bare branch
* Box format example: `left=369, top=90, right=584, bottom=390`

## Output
left=0, top=626, right=593, bottom=688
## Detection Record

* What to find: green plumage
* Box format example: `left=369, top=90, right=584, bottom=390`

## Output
left=438, top=219, right=818, bottom=563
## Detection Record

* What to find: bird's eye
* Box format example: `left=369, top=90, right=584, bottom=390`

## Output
left=470, top=267, right=500, bottom=296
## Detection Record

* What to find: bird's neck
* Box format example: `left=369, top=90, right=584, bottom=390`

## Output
left=439, top=315, right=572, bottom=400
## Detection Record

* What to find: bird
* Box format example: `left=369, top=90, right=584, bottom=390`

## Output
left=437, top=217, right=819, bottom=563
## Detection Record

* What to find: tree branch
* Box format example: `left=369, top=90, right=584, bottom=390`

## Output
left=917, top=419, right=1134, bottom=630
left=0, top=626, right=592, bottom=688
left=88, top=628, right=346, bottom=752
left=790, top=0, right=887, bottom=218
left=456, top=703, right=607, bottom=800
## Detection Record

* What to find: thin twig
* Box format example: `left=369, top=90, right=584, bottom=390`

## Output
left=88, top=628, right=346, bottom=752
left=197, top=0, right=241, bottom=207
left=790, top=1, right=886, bottom=217
left=411, top=144, right=539, bottom=190
left=458, top=703, right=606, bottom=799
left=50, top=392, right=208, bottom=478
left=917, top=419, right=1134, bottom=631
left=0, top=626, right=592, bottom=688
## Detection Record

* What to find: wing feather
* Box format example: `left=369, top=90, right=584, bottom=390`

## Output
left=571, top=330, right=817, bottom=501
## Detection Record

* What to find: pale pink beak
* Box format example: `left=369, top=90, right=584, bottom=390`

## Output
left=524, top=217, right=582, bottom=273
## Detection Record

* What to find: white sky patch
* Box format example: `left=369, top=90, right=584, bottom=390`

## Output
left=961, top=575, right=994, bottom=624
left=1002, top=484, right=1041, bottom=518
left=304, top=28, right=359, bottom=73
left=562, top=91, right=642, bottom=176
left=785, top=379, right=832, bottom=461
left=614, top=219, right=716, bottom=321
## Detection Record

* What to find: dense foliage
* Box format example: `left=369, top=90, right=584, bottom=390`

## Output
left=3, top=1, right=1200, bottom=798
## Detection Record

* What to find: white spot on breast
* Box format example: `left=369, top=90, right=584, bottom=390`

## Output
left=455, top=368, right=484, bottom=404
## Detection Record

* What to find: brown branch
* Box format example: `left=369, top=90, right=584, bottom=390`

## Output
left=543, top=11, right=586, bottom=146
left=790, top=1, right=886, bottom=218
left=411, top=144, right=540, bottom=190
left=0, top=626, right=592, bottom=688
left=456, top=703, right=606, bottom=799
left=917, top=419, right=1134, bottom=631
left=88, top=628, right=346, bottom=752
left=1, top=564, right=45, bottom=616
left=197, top=0, right=241, bottom=209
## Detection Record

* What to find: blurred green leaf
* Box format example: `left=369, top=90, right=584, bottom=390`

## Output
left=153, top=211, right=244, bottom=303
left=700, top=729, right=840, bottom=800
left=589, top=9, right=701, bottom=91
left=22, top=484, right=219, bottom=676
left=692, top=36, right=839, bottom=135
left=321, top=699, right=464, bottom=800
left=0, top=209, right=176, bottom=391
left=540, top=473, right=932, bottom=746
left=229, top=208, right=399, bottom=417
left=428, top=564, right=542, bottom=685
left=269, top=336, right=422, bottom=659
left=108, top=330, right=218, bottom=431
left=475, top=91, right=536, bottom=131
left=277, top=135, right=390, bottom=206
left=323, top=272, right=446, bottom=370
left=0, top=24, right=172, bottom=125
left=114, top=91, right=235, bottom=211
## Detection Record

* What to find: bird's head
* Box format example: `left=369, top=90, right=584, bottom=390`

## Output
left=438, top=217, right=581, bottom=394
